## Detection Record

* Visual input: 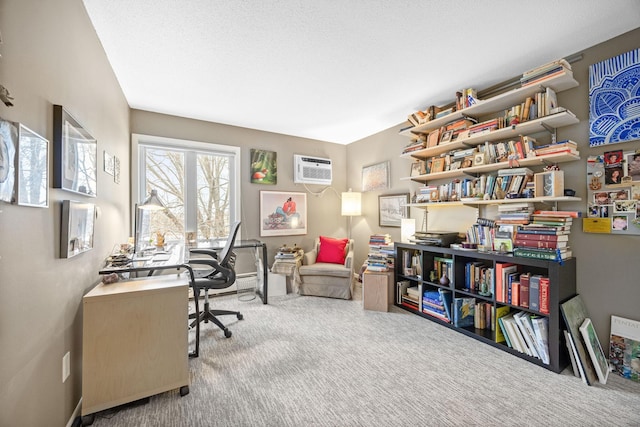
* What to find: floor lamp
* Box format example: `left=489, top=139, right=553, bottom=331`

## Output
left=341, top=190, right=361, bottom=240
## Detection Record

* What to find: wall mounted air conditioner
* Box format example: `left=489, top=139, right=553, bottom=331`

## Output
left=293, top=154, right=332, bottom=185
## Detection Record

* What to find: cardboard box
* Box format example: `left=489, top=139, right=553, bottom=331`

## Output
left=534, top=171, right=564, bottom=197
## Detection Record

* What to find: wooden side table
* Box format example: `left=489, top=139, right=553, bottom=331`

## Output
left=362, top=270, right=394, bottom=312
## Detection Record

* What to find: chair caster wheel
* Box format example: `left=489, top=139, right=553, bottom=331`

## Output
left=237, top=313, right=243, bottom=320
left=224, top=329, right=232, bottom=338
left=180, top=385, right=189, bottom=396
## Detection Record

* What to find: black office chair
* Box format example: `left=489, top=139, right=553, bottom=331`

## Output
left=188, top=221, right=243, bottom=346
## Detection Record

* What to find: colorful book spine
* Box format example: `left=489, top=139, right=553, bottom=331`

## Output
left=539, top=277, right=550, bottom=314
left=529, top=275, right=541, bottom=311
left=514, top=239, right=565, bottom=249
left=513, top=247, right=563, bottom=261
left=519, top=273, right=530, bottom=309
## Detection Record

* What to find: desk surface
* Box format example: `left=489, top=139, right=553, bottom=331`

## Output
left=99, top=240, right=269, bottom=305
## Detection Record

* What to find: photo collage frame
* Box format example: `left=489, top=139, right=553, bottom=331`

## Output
left=584, top=149, right=640, bottom=235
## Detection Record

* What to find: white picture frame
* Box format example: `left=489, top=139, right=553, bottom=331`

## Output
left=16, top=124, right=49, bottom=207
left=259, top=191, right=307, bottom=237
left=60, top=200, right=96, bottom=258
left=580, top=318, right=610, bottom=384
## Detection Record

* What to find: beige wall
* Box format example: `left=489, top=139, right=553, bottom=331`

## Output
left=0, top=0, right=638, bottom=424
left=130, top=109, right=350, bottom=270
left=0, top=0, right=130, bottom=426
left=348, top=27, right=640, bottom=344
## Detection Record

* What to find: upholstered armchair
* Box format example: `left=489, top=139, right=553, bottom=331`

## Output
left=295, top=237, right=354, bottom=299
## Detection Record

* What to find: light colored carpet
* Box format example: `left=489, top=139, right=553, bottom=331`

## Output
left=88, top=287, right=640, bottom=427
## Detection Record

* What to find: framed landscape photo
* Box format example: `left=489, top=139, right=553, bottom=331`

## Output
left=259, top=191, right=307, bottom=237
left=60, top=200, right=96, bottom=258
left=379, top=193, right=409, bottom=227
left=53, top=105, right=97, bottom=197
left=580, top=318, right=610, bottom=384
left=362, top=161, right=389, bottom=192
left=16, top=123, right=49, bottom=208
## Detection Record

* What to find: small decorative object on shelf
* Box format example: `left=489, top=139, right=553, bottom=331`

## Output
left=439, top=272, right=450, bottom=286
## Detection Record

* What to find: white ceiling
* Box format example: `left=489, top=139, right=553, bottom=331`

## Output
left=82, top=1, right=640, bottom=145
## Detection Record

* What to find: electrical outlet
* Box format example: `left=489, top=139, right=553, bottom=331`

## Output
left=62, top=352, right=70, bottom=383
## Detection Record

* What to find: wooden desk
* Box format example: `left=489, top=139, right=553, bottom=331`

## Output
left=82, top=275, right=190, bottom=422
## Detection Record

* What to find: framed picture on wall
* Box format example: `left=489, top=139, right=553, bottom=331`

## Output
left=60, top=200, right=96, bottom=258
left=250, top=149, right=277, bottom=184
left=16, top=123, right=49, bottom=207
left=52, top=105, right=97, bottom=197
left=362, top=161, right=389, bottom=192
left=0, top=119, right=17, bottom=203
left=378, top=193, right=410, bottom=227
left=259, top=191, right=307, bottom=236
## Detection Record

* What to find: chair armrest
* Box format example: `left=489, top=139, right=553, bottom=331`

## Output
left=303, top=250, right=317, bottom=265
left=189, top=248, right=218, bottom=258
left=344, top=249, right=354, bottom=270
left=188, top=258, right=222, bottom=269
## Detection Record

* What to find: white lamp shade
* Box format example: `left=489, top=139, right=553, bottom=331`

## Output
left=139, top=189, right=166, bottom=210
left=341, top=191, right=362, bottom=216
left=401, top=218, right=416, bottom=243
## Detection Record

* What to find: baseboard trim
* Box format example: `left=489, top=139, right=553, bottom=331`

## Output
left=66, top=398, right=82, bottom=427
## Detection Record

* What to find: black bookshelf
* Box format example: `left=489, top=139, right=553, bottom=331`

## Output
left=395, top=242, right=576, bottom=373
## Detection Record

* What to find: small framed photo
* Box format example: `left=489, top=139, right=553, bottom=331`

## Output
left=440, top=130, right=454, bottom=144
left=625, top=152, right=640, bottom=181
left=378, top=193, right=410, bottom=227
left=426, top=129, right=441, bottom=148
left=460, top=157, right=473, bottom=169
left=610, top=189, right=629, bottom=201
left=613, top=200, right=635, bottom=213
left=430, top=157, right=445, bottom=173
left=579, top=318, right=609, bottom=384
left=612, top=215, right=628, bottom=230
left=594, top=191, right=610, bottom=205
left=472, top=152, right=486, bottom=166
left=604, top=150, right=623, bottom=166
left=410, top=161, right=425, bottom=177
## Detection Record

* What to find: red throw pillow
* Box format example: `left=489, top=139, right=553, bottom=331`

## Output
left=316, top=236, right=348, bottom=264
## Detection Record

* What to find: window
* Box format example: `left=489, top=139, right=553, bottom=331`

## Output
left=132, top=134, right=241, bottom=246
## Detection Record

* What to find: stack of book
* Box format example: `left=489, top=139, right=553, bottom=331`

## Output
left=401, top=285, right=421, bottom=311
left=402, top=138, right=426, bottom=155
left=497, top=167, right=534, bottom=197
left=520, top=59, right=572, bottom=87
left=366, top=234, right=394, bottom=272
left=474, top=301, right=493, bottom=330
left=513, top=211, right=576, bottom=261
left=496, top=202, right=534, bottom=225
left=274, top=245, right=304, bottom=262
left=464, top=261, right=493, bottom=295
left=498, top=310, right=550, bottom=365
left=422, top=290, right=450, bottom=323
left=465, top=217, right=496, bottom=249
left=534, top=139, right=579, bottom=157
